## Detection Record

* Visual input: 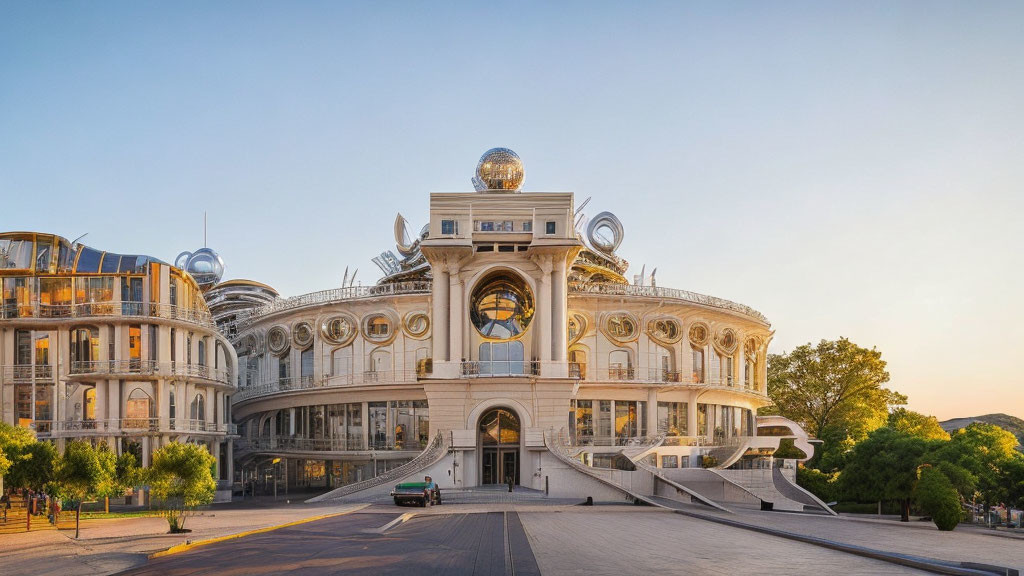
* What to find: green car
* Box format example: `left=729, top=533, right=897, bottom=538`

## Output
left=390, top=481, right=441, bottom=507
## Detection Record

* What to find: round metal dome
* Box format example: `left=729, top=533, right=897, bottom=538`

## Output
left=474, top=148, right=524, bottom=192
left=175, top=247, right=225, bottom=291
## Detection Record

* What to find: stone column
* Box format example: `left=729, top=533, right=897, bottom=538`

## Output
left=647, top=388, right=659, bottom=438
left=537, top=256, right=553, bottom=367
left=448, top=260, right=463, bottom=364
left=688, top=392, right=699, bottom=437
left=226, top=440, right=234, bottom=484
left=433, top=266, right=449, bottom=363
left=553, top=255, right=568, bottom=363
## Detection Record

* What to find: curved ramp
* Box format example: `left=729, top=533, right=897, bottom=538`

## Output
left=771, top=466, right=837, bottom=515
left=307, top=432, right=449, bottom=503
left=634, top=461, right=732, bottom=513
left=543, top=429, right=660, bottom=507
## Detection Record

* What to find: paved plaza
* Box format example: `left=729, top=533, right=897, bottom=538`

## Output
left=2, top=497, right=1022, bottom=576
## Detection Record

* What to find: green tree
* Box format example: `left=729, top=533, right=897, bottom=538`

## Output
left=0, top=422, right=57, bottom=491
left=796, top=466, right=838, bottom=503
left=930, top=423, right=1023, bottom=510
left=765, top=338, right=907, bottom=470
left=840, top=427, right=929, bottom=521
left=147, top=442, right=216, bottom=533
left=887, top=408, right=950, bottom=441
left=914, top=466, right=962, bottom=531
left=51, top=440, right=117, bottom=538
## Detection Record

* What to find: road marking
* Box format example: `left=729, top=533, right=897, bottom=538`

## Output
left=148, top=504, right=370, bottom=559
left=361, top=512, right=417, bottom=534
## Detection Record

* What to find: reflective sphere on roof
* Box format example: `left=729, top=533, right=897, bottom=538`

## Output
left=175, top=248, right=225, bottom=291
left=473, top=148, right=524, bottom=192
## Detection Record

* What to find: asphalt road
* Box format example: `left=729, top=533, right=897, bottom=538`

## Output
left=117, top=511, right=540, bottom=576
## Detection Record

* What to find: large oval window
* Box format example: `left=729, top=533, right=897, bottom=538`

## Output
left=470, top=272, right=534, bottom=340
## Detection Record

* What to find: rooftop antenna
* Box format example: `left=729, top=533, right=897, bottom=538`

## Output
left=204, top=212, right=207, bottom=248
left=71, top=233, right=89, bottom=247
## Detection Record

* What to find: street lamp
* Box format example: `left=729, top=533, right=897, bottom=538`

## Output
left=272, top=458, right=281, bottom=500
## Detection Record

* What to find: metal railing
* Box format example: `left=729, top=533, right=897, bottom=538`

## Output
left=0, top=300, right=216, bottom=327
left=1, top=365, right=54, bottom=381
left=67, top=360, right=232, bottom=385
left=460, top=361, right=540, bottom=377
left=233, top=371, right=420, bottom=403
left=569, top=282, right=770, bottom=325
left=31, top=418, right=233, bottom=437
left=237, top=281, right=431, bottom=328
left=572, top=434, right=661, bottom=448
left=307, top=431, right=449, bottom=502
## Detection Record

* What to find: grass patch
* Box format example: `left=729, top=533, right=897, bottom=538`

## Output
left=80, top=511, right=160, bottom=520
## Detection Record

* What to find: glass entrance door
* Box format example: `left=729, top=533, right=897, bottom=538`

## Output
left=481, top=447, right=519, bottom=485
left=478, top=408, right=521, bottom=485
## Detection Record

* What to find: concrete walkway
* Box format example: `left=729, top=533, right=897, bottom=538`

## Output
left=0, top=501, right=368, bottom=576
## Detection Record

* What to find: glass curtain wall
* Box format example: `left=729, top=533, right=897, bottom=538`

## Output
left=657, top=402, right=688, bottom=436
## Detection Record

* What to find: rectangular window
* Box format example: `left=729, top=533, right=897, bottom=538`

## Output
left=15, top=329, right=31, bottom=365
left=441, top=219, right=457, bottom=235
left=480, top=221, right=494, bottom=232
left=301, top=348, right=314, bottom=378
left=575, top=400, right=593, bottom=442
left=522, top=221, right=532, bottom=232
left=148, top=326, right=158, bottom=362
left=697, top=404, right=708, bottom=437
left=545, top=221, right=556, bottom=234
left=691, top=348, right=704, bottom=383
left=501, top=220, right=513, bottom=231
left=279, top=355, right=291, bottom=380
left=129, top=325, right=142, bottom=370
left=597, top=400, right=612, bottom=443
left=661, top=455, right=678, bottom=468
left=657, top=402, right=688, bottom=436
left=723, top=356, right=734, bottom=386
left=476, top=245, right=494, bottom=253
left=497, top=244, right=514, bottom=252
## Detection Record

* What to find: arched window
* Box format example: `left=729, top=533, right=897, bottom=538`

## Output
left=608, top=349, right=632, bottom=380
left=191, top=393, right=205, bottom=422
left=569, top=347, right=587, bottom=379
left=367, top=348, right=392, bottom=381
left=125, top=388, right=153, bottom=429
left=691, top=347, right=705, bottom=384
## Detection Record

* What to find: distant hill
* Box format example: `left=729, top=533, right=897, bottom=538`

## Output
left=939, top=413, right=1024, bottom=449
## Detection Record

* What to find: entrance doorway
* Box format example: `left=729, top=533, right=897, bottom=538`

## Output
left=478, top=408, right=520, bottom=485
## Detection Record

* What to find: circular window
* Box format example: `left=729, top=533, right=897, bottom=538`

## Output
left=716, top=328, right=738, bottom=353
left=321, top=315, right=356, bottom=346
left=268, top=326, right=289, bottom=355
left=604, top=313, right=638, bottom=344
left=363, top=313, right=395, bottom=343
left=292, top=322, right=313, bottom=348
left=689, top=323, right=709, bottom=347
left=648, top=318, right=682, bottom=344
left=470, top=272, right=534, bottom=340
left=404, top=312, right=430, bottom=338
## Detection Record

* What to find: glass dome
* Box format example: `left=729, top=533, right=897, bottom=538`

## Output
left=474, top=148, right=524, bottom=192
left=470, top=272, right=534, bottom=340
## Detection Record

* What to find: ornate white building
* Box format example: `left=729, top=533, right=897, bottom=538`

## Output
left=227, top=149, right=819, bottom=506
left=0, top=233, right=237, bottom=500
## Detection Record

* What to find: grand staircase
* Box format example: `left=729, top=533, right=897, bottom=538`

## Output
left=306, top=432, right=450, bottom=503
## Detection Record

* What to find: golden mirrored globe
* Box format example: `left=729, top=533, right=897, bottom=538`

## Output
left=474, top=148, right=524, bottom=191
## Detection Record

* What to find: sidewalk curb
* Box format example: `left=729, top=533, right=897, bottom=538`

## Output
left=671, top=509, right=1017, bottom=576
left=148, top=504, right=370, bottom=559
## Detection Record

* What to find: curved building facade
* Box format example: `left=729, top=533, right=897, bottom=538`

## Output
left=231, top=150, right=811, bottom=495
left=0, top=232, right=238, bottom=497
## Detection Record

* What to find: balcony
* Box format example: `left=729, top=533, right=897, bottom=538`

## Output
left=0, top=301, right=216, bottom=328
left=30, top=418, right=233, bottom=438
left=460, top=361, right=540, bottom=378
left=2, top=364, right=54, bottom=382
left=233, top=371, right=420, bottom=403
left=67, top=360, right=233, bottom=385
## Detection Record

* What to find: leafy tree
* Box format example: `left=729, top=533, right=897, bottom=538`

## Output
left=51, top=440, right=117, bottom=538
left=0, top=422, right=57, bottom=491
left=840, top=427, right=929, bottom=521
left=147, top=442, right=216, bottom=533
left=930, top=423, right=1023, bottom=510
left=765, top=338, right=906, bottom=471
left=888, top=408, right=949, bottom=441
left=796, top=466, right=838, bottom=503
left=914, top=466, right=962, bottom=531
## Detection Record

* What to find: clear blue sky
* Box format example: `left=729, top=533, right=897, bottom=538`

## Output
left=2, top=2, right=1022, bottom=420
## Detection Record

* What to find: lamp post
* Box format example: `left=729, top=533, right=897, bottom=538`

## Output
left=272, top=458, right=281, bottom=500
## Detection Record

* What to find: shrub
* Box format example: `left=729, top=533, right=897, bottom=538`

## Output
left=915, top=467, right=962, bottom=531
left=796, top=466, right=838, bottom=503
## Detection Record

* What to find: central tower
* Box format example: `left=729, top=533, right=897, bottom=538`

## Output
left=420, top=148, right=582, bottom=380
